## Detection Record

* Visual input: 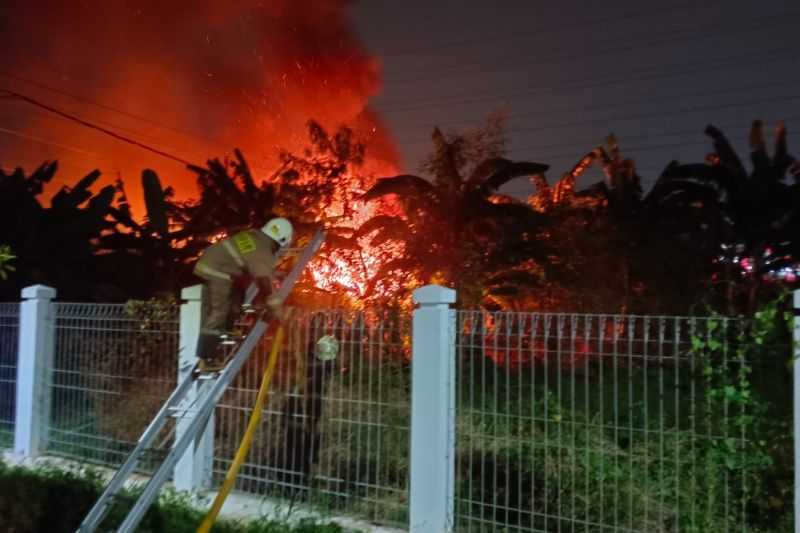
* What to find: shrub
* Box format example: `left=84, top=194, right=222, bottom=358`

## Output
left=0, top=461, right=353, bottom=532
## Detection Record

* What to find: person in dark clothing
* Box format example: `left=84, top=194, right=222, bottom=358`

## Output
left=277, top=316, right=339, bottom=493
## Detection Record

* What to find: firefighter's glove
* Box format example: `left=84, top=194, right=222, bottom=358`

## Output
left=256, top=277, right=273, bottom=300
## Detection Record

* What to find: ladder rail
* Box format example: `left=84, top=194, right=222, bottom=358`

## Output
left=76, top=229, right=326, bottom=533
left=76, top=373, right=197, bottom=532
left=116, top=230, right=324, bottom=531
left=116, top=320, right=269, bottom=533
left=243, top=229, right=326, bottom=306
left=273, top=230, right=325, bottom=304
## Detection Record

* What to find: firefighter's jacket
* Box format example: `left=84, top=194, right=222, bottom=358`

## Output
left=194, top=229, right=276, bottom=282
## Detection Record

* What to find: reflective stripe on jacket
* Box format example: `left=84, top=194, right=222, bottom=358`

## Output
left=194, top=229, right=276, bottom=281
left=193, top=262, right=232, bottom=282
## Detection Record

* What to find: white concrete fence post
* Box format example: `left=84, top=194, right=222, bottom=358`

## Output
left=14, top=284, right=56, bottom=458
left=793, top=291, right=800, bottom=533
left=409, top=284, right=457, bottom=533
left=174, top=284, right=214, bottom=493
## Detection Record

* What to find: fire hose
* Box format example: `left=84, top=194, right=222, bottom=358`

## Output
left=196, top=324, right=285, bottom=533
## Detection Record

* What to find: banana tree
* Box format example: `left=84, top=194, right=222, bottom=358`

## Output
left=645, top=121, right=800, bottom=314
left=0, top=245, right=15, bottom=280
left=359, top=126, right=549, bottom=307
left=99, top=169, right=191, bottom=297
left=0, top=162, right=118, bottom=299
left=533, top=136, right=712, bottom=314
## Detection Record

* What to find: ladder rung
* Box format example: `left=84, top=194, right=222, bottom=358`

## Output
left=168, top=409, right=202, bottom=419
left=77, top=230, right=326, bottom=533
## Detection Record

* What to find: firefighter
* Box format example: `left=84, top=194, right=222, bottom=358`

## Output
left=193, top=217, right=293, bottom=372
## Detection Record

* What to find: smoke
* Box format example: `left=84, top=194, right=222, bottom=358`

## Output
left=0, top=0, right=399, bottom=207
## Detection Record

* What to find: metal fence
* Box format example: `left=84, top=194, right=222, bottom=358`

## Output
left=0, top=302, right=19, bottom=448
left=46, top=302, right=179, bottom=470
left=453, top=311, right=784, bottom=533
left=40, top=302, right=411, bottom=528
left=17, top=297, right=790, bottom=531
left=215, top=309, right=411, bottom=528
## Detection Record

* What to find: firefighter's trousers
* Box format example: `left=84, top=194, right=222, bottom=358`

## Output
left=200, top=277, right=243, bottom=335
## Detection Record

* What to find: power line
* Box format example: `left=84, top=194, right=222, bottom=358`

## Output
left=484, top=80, right=794, bottom=123
left=405, top=113, right=800, bottom=196
left=382, top=49, right=798, bottom=116
left=378, top=46, right=797, bottom=113
left=0, top=72, right=227, bottom=154
left=397, top=93, right=800, bottom=152
left=385, top=12, right=800, bottom=85
left=498, top=125, right=800, bottom=195
left=0, top=123, right=165, bottom=180
left=396, top=80, right=800, bottom=145
left=506, top=115, right=800, bottom=157
left=0, top=106, right=190, bottom=156
left=0, top=125, right=101, bottom=158
left=510, top=95, right=800, bottom=136
left=0, top=90, right=199, bottom=167
left=0, top=143, right=123, bottom=185
left=0, top=120, right=176, bottom=175
left=375, top=1, right=710, bottom=58
left=509, top=129, right=800, bottom=168
left=517, top=139, right=740, bottom=165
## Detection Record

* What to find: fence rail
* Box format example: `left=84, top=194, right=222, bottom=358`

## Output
left=0, top=302, right=19, bottom=448
left=40, top=301, right=412, bottom=529
left=46, top=302, right=179, bottom=470
left=216, top=309, right=411, bottom=527
left=1, top=288, right=793, bottom=532
left=453, top=311, right=776, bottom=533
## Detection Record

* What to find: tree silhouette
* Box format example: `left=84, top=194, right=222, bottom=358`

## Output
left=0, top=245, right=14, bottom=280
left=0, top=162, right=118, bottom=299
left=97, top=170, right=191, bottom=298
left=647, top=121, right=800, bottom=314
left=359, top=121, right=549, bottom=307
left=530, top=136, right=712, bottom=314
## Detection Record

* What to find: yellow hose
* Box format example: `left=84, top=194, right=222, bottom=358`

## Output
left=196, top=324, right=285, bottom=533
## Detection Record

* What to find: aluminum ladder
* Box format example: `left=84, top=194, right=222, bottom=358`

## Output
left=76, top=230, right=325, bottom=533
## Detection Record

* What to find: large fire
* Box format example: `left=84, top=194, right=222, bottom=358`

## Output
left=0, top=0, right=399, bottom=212
left=0, top=1, right=404, bottom=301
left=308, top=197, right=406, bottom=302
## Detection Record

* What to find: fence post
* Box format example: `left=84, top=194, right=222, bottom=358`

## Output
left=174, top=284, right=214, bottom=493
left=409, top=284, right=456, bottom=533
left=13, top=284, right=56, bottom=458
left=794, top=291, right=800, bottom=533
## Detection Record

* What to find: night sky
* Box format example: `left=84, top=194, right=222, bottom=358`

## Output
left=354, top=0, right=800, bottom=195
left=0, top=0, right=797, bottom=203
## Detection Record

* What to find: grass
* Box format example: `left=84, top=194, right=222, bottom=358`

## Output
left=28, top=304, right=795, bottom=532
left=454, top=356, right=794, bottom=533
left=0, top=460, right=358, bottom=533
left=37, top=354, right=793, bottom=532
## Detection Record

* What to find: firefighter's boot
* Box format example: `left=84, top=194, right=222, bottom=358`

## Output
left=219, top=329, right=245, bottom=345
left=196, top=333, right=227, bottom=373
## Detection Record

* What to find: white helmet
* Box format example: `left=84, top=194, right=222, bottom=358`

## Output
left=316, top=334, right=339, bottom=361
left=262, top=217, right=293, bottom=248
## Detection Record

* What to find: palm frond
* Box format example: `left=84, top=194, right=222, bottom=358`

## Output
left=362, top=175, right=436, bottom=202
left=469, top=158, right=549, bottom=193
left=705, top=124, right=747, bottom=179
left=142, top=169, right=169, bottom=237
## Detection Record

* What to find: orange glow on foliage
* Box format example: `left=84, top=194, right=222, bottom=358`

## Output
left=309, top=199, right=406, bottom=302
left=1, top=1, right=399, bottom=218
left=209, top=231, right=227, bottom=244
left=1, top=3, right=418, bottom=306
left=272, top=164, right=407, bottom=304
